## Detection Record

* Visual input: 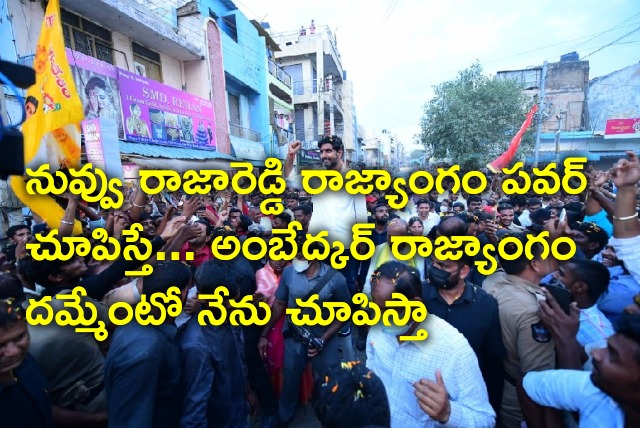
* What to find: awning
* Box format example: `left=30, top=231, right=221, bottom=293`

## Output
left=120, top=140, right=239, bottom=171
left=230, top=136, right=267, bottom=166
left=525, top=150, right=601, bottom=164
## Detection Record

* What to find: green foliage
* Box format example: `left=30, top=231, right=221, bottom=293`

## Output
left=418, top=62, right=534, bottom=170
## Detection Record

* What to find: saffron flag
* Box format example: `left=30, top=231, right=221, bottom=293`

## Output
left=11, top=0, right=84, bottom=235
left=487, top=104, right=539, bottom=173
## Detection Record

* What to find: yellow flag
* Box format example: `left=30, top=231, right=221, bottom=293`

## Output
left=11, top=0, right=84, bottom=235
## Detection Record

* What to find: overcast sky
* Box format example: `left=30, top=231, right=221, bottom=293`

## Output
left=235, top=0, right=640, bottom=150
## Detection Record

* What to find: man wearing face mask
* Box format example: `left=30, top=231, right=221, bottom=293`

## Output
left=423, top=250, right=506, bottom=420
left=366, top=261, right=495, bottom=427
left=484, top=233, right=563, bottom=428
left=257, top=235, right=354, bottom=426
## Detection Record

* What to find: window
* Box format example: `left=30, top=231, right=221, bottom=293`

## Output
left=61, top=9, right=113, bottom=64
left=228, top=93, right=241, bottom=125
left=221, top=14, right=238, bottom=43
left=132, top=42, right=163, bottom=82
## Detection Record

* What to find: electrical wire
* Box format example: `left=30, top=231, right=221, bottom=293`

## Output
left=583, top=24, right=640, bottom=59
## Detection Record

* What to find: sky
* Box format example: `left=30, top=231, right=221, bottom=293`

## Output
left=235, top=0, right=640, bottom=152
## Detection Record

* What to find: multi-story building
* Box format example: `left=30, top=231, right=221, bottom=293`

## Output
left=203, top=0, right=270, bottom=167
left=2, top=0, right=246, bottom=172
left=497, top=53, right=636, bottom=168
left=269, top=23, right=356, bottom=153
left=251, top=21, right=294, bottom=161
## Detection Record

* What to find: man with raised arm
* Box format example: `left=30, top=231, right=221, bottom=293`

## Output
left=283, top=136, right=368, bottom=297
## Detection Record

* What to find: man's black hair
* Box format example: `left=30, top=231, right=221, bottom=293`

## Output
left=372, top=261, right=422, bottom=300
left=194, top=219, right=213, bottom=237
left=0, top=273, right=26, bottom=328
left=274, top=212, right=292, bottom=224
left=527, top=198, right=542, bottom=207
left=318, top=135, right=344, bottom=153
left=564, top=202, right=583, bottom=213
left=499, top=232, right=545, bottom=275
left=28, top=241, right=76, bottom=288
left=574, top=222, right=609, bottom=254
left=195, top=259, right=239, bottom=296
left=467, top=195, right=482, bottom=204
left=452, top=201, right=465, bottom=210
left=292, top=204, right=312, bottom=216
left=615, top=313, right=640, bottom=364
left=497, top=203, right=514, bottom=213
left=509, top=195, right=527, bottom=207
left=567, top=259, right=610, bottom=302
left=238, top=214, right=253, bottom=232
left=415, top=198, right=433, bottom=208
left=142, top=261, right=191, bottom=295
left=6, top=224, right=30, bottom=239
left=313, top=361, right=391, bottom=428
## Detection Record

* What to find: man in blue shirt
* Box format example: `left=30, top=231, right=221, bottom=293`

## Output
left=179, top=259, right=251, bottom=428
left=104, top=262, right=191, bottom=428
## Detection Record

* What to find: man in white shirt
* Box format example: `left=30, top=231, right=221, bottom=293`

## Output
left=415, top=198, right=440, bottom=236
left=366, top=261, right=495, bottom=427
left=521, top=313, right=640, bottom=428
left=551, top=259, right=614, bottom=350
left=283, top=137, right=368, bottom=296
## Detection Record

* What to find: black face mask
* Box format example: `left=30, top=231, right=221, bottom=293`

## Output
left=427, top=266, right=459, bottom=290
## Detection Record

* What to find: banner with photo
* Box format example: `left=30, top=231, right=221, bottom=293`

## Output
left=118, top=69, right=216, bottom=150
left=66, top=48, right=124, bottom=139
left=65, top=49, right=217, bottom=150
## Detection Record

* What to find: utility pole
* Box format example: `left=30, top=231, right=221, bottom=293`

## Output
left=533, top=61, right=548, bottom=168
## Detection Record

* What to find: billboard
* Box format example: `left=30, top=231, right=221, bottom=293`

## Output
left=118, top=69, right=216, bottom=149
left=66, top=49, right=216, bottom=150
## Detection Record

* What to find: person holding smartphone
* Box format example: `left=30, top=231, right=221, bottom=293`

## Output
left=540, top=259, right=614, bottom=370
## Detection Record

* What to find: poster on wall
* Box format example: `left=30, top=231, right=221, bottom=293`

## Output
left=118, top=69, right=216, bottom=150
left=66, top=49, right=124, bottom=139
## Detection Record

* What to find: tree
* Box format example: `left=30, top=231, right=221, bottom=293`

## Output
left=418, top=62, right=533, bottom=170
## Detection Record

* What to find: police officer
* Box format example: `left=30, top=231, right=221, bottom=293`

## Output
left=484, top=232, right=559, bottom=428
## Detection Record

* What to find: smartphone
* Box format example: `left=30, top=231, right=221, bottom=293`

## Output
left=559, top=208, right=567, bottom=223
left=544, top=283, right=571, bottom=314
left=32, top=223, right=48, bottom=234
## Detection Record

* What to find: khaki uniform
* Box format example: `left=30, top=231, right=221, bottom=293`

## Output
left=484, top=270, right=555, bottom=428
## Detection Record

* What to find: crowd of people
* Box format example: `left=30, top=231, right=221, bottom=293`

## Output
left=1, top=135, right=640, bottom=427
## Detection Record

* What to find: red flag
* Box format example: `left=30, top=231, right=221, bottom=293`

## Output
left=487, top=104, right=539, bottom=173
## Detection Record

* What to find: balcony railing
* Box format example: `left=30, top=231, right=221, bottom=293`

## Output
left=268, top=59, right=292, bottom=89
left=229, top=122, right=261, bottom=142
left=292, top=79, right=318, bottom=96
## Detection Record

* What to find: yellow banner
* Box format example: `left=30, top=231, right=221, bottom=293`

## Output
left=11, top=0, right=84, bottom=235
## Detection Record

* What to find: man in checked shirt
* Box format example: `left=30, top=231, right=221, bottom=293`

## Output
left=366, top=261, right=495, bottom=427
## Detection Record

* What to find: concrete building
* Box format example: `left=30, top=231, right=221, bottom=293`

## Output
left=497, top=56, right=590, bottom=134
left=202, top=0, right=270, bottom=167
left=496, top=53, right=638, bottom=168
left=2, top=0, right=242, bottom=173
left=251, top=21, right=294, bottom=161
left=341, top=80, right=358, bottom=165
left=269, top=23, right=357, bottom=155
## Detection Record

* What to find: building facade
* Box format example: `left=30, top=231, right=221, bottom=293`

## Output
left=269, top=23, right=356, bottom=154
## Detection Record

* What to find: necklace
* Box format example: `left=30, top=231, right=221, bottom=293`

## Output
left=443, top=285, right=466, bottom=305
